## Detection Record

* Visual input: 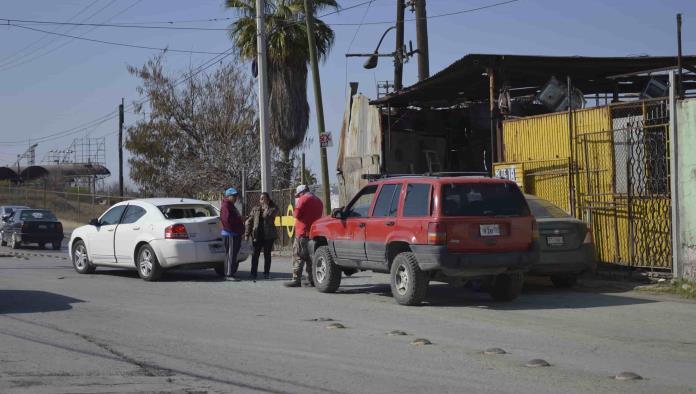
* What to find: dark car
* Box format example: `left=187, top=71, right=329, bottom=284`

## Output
left=525, top=195, right=596, bottom=287
left=309, top=175, right=539, bottom=305
left=1, top=209, right=64, bottom=250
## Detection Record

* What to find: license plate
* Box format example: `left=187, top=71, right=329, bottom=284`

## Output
left=479, top=224, right=500, bottom=237
left=547, top=236, right=564, bottom=246
left=38, top=225, right=47, bottom=229
left=209, top=244, right=224, bottom=253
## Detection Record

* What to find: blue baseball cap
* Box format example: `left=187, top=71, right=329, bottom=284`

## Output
left=224, top=187, right=239, bottom=196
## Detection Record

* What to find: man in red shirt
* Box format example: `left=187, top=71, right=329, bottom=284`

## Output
left=285, top=184, right=324, bottom=287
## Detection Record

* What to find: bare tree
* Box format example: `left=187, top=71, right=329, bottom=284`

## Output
left=125, top=55, right=259, bottom=197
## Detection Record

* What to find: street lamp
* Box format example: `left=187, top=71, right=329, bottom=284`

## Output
left=362, top=26, right=396, bottom=69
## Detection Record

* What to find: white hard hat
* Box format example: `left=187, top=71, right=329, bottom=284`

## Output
left=295, top=184, right=309, bottom=196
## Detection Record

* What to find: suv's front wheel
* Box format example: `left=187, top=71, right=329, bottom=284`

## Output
left=489, top=272, right=524, bottom=301
left=390, top=252, right=428, bottom=306
left=313, top=246, right=341, bottom=293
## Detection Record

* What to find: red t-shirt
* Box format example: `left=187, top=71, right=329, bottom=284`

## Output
left=294, top=193, right=324, bottom=237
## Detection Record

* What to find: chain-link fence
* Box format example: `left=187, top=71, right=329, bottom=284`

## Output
left=0, top=185, right=133, bottom=233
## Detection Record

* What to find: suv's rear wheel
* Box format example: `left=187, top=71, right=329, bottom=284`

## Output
left=390, top=252, right=428, bottom=306
left=489, top=272, right=524, bottom=301
left=313, top=246, right=341, bottom=293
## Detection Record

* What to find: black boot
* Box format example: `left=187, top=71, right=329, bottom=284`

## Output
left=284, top=279, right=301, bottom=287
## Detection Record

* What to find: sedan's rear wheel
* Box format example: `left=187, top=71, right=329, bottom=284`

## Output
left=137, top=244, right=163, bottom=281
left=10, top=235, right=20, bottom=249
left=72, top=240, right=96, bottom=274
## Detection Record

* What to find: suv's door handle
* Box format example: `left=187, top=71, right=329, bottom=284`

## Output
left=358, top=223, right=366, bottom=228
left=385, top=221, right=395, bottom=226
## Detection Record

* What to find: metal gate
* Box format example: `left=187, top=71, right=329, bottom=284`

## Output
left=574, top=99, right=672, bottom=269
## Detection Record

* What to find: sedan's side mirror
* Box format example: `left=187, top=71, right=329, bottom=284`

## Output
left=331, top=208, right=344, bottom=219
left=89, top=218, right=100, bottom=226
left=1, top=216, right=8, bottom=222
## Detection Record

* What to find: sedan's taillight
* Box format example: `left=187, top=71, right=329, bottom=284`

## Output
left=165, top=224, right=189, bottom=239
left=583, top=228, right=593, bottom=244
left=427, top=222, right=447, bottom=245
left=532, top=220, right=539, bottom=241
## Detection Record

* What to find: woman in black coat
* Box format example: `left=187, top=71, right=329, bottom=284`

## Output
left=244, top=192, right=279, bottom=280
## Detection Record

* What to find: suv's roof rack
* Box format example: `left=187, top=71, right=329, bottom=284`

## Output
left=361, top=172, right=490, bottom=181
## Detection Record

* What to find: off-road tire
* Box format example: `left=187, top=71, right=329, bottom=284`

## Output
left=313, top=246, right=342, bottom=293
left=489, top=272, right=524, bottom=301
left=136, top=244, right=163, bottom=281
left=72, top=240, right=96, bottom=274
left=551, top=275, right=578, bottom=288
left=390, top=252, right=428, bottom=306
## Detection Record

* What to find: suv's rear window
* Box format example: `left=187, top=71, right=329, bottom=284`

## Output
left=441, top=183, right=529, bottom=217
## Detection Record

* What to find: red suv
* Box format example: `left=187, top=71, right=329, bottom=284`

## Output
left=308, top=175, right=539, bottom=305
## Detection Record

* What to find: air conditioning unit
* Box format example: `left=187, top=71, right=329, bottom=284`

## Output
left=537, top=76, right=585, bottom=112
left=641, top=78, right=668, bottom=99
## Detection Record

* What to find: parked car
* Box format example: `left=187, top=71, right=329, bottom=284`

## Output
left=0, top=205, right=30, bottom=240
left=308, top=175, right=540, bottom=305
left=0, top=209, right=63, bottom=250
left=525, top=194, right=596, bottom=288
left=69, top=198, right=250, bottom=281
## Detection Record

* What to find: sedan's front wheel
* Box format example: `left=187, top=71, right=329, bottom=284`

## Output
left=137, top=244, right=163, bottom=281
left=72, top=240, right=96, bottom=274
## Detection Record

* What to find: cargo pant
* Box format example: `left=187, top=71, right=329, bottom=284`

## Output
left=292, top=236, right=312, bottom=283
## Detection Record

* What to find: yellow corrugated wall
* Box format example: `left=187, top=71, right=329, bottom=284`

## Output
left=498, top=106, right=670, bottom=268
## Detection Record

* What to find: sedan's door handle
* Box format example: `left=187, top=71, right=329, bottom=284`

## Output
left=107, top=228, right=115, bottom=232
left=385, top=221, right=395, bottom=226
left=358, top=223, right=366, bottom=228
left=132, top=227, right=141, bottom=231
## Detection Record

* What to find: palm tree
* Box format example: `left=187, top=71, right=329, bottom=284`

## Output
left=225, top=0, right=337, bottom=187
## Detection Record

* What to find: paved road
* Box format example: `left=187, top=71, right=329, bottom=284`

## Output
left=1, top=247, right=695, bottom=393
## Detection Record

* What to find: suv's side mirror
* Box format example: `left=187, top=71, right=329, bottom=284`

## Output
left=89, top=218, right=100, bottom=227
left=331, top=208, right=344, bottom=219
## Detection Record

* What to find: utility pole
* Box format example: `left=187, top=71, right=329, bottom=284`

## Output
left=394, top=0, right=405, bottom=90
left=303, top=0, right=331, bottom=214
left=257, top=0, right=272, bottom=193
left=414, top=0, right=429, bottom=81
left=118, top=98, right=124, bottom=197
left=677, top=13, right=684, bottom=99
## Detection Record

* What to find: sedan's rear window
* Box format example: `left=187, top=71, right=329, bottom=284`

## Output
left=19, top=210, right=57, bottom=221
left=158, top=204, right=216, bottom=219
left=526, top=198, right=570, bottom=219
left=441, top=183, right=529, bottom=217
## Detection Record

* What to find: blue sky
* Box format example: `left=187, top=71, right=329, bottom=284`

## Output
left=0, top=0, right=694, bottom=189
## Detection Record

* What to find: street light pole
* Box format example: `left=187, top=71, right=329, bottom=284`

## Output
left=303, top=0, right=331, bottom=214
left=394, top=0, right=405, bottom=91
left=256, top=0, right=272, bottom=193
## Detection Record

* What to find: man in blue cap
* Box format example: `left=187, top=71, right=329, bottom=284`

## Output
left=220, top=187, right=244, bottom=280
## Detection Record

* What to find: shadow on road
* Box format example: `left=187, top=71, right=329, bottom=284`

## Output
left=338, top=279, right=657, bottom=310
left=0, top=290, right=84, bottom=314
left=93, top=268, right=294, bottom=282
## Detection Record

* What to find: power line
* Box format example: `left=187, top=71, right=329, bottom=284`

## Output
left=6, top=23, right=227, bottom=55
left=0, top=18, right=230, bottom=31
left=0, top=1, right=142, bottom=72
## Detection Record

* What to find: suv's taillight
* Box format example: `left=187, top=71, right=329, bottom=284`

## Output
left=427, top=222, right=447, bottom=245
left=532, top=220, right=539, bottom=241
left=583, top=228, right=593, bottom=244
left=165, top=224, right=189, bottom=239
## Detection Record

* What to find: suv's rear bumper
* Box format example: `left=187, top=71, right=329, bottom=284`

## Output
left=410, top=242, right=539, bottom=277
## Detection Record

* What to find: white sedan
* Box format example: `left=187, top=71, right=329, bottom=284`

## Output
left=69, top=198, right=250, bottom=281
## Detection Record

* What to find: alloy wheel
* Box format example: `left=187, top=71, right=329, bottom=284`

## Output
left=74, top=244, right=87, bottom=270
left=395, top=264, right=410, bottom=295
left=315, top=256, right=327, bottom=283
left=139, top=248, right=153, bottom=277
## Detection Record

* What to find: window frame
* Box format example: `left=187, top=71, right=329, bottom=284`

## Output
left=402, top=183, right=433, bottom=218
left=370, top=182, right=403, bottom=218
left=344, top=185, right=379, bottom=219
left=99, top=205, right=127, bottom=226
left=120, top=205, right=147, bottom=224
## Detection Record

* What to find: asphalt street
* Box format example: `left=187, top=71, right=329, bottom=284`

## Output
left=1, top=245, right=695, bottom=393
